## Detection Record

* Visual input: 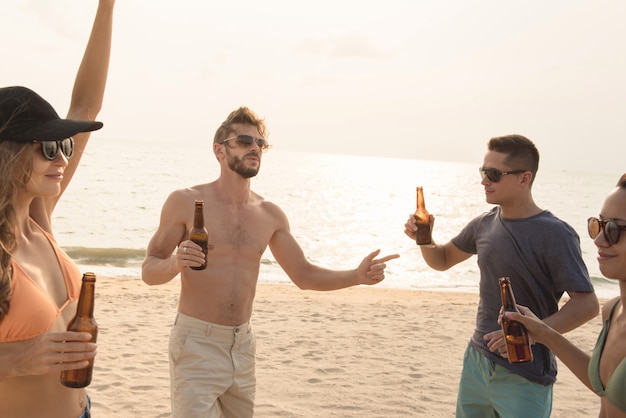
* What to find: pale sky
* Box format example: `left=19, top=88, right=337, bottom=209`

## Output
left=2, top=0, right=625, bottom=174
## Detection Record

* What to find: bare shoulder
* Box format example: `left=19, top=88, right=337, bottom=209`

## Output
left=159, top=184, right=212, bottom=222
left=241, top=192, right=289, bottom=235
left=601, top=296, right=622, bottom=320
left=166, top=184, right=214, bottom=204
left=254, top=193, right=287, bottom=220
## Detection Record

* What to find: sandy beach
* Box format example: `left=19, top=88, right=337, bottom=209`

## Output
left=89, top=276, right=604, bottom=417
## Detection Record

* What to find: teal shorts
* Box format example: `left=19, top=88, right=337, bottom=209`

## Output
left=456, top=345, right=552, bottom=418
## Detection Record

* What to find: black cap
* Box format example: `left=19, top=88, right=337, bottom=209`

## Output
left=0, top=86, right=103, bottom=143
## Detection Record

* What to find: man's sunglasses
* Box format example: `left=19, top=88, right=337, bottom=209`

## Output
left=33, top=137, right=74, bottom=160
left=479, top=167, right=527, bottom=183
left=222, top=135, right=270, bottom=152
left=587, top=217, right=626, bottom=245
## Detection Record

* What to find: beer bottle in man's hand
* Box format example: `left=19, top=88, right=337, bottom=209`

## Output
left=414, top=186, right=432, bottom=245
left=61, top=272, right=98, bottom=388
left=499, top=277, right=533, bottom=363
left=190, top=199, right=208, bottom=270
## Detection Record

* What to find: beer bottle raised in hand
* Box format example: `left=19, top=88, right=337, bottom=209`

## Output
left=414, top=186, right=432, bottom=245
left=190, top=199, right=208, bottom=270
left=499, top=277, right=533, bottom=363
left=60, top=272, right=98, bottom=388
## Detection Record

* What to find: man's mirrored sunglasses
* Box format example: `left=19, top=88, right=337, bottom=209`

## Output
left=587, top=217, right=626, bottom=245
left=479, top=167, right=527, bottom=183
left=33, top=137, right=74, bottom=160
left=222, top=135, right=270, bottom=152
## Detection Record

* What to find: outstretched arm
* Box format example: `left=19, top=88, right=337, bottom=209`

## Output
left=31, top=0, right=115, bottom=229
left=271, top=225, right=399, bottom=291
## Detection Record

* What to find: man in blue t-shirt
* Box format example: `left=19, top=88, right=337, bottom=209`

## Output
left=404, top=134, right=599, bottom=418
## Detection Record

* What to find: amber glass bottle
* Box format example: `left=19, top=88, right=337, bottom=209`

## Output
left=60, top=272, right=98, bottom=388
left=414, top=186, right=432, bottom=245
left=499, top=277, right=533, bottom=363
left=189, top=199, right=208, bottom=270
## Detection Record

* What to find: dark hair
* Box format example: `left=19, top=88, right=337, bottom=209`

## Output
left=487, top=134, right=539, bottom=184
left=617, top=173, right=626, bottom=188
left=213, top=107, right=268, bottom=145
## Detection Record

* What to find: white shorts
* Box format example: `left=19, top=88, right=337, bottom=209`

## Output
left=169, top=313, right=256, bottom=418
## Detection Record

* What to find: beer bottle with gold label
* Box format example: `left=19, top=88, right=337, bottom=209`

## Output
left=414, top=186, right=432, bottom=245
left=190, top=199, right=208, bottom=270
left=60, top=272, right=98, bottom=388
left=499, top=277, right=533, bottom=363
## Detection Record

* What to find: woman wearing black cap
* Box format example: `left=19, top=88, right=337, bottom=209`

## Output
left=0, top=1, right=114, bottom=417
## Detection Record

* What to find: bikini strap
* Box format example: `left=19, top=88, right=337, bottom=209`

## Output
left=608, top=299, right=621, bottom=320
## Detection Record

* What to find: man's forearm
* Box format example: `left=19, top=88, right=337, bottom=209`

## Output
left=142, top=255, right=179, bottom=285
left=543, top=292, right=599, bottom=334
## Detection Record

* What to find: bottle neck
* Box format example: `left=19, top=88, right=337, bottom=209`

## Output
left=76, top=279, right=96, bottom=317
left=193, top=204, right=204, bottom=229
left=500, top=283, right=517, bottom=311
left=416, top=188, right=426, bottom=211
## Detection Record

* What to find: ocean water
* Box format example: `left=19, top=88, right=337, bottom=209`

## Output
left=53, top=136, right=621, bottom=299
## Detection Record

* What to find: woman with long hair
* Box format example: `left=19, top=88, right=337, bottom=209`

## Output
left=0, top=1, right=114, bottom=417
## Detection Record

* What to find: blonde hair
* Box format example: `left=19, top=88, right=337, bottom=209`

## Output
left=0, top=141, right=33, bottom=319
left=213, top=107, right=268, bottom=144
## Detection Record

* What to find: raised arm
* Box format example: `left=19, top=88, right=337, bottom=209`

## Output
left=30, top=0, right=115, bottom=229
left=62, top=0, right=115, bottom=197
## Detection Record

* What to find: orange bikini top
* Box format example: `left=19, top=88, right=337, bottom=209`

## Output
left=0, top=221, right=81, bottom=343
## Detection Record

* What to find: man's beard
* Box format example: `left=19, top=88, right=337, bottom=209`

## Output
left=227, top=153, right=260, bottom=179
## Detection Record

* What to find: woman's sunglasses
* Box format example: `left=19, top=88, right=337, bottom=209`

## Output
left=33, top=137, right=74, bottom=160
left=479, top=167, right=527, bottom=183
left=222, top=135, right=270, bottom=152
left=587, top=217, right=626, bottom=245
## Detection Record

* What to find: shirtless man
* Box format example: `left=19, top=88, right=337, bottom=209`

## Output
left=142, top=106, right=399, bottom=418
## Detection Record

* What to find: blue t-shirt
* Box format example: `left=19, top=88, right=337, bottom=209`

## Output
left=452, top=207, right=594, bottom=386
